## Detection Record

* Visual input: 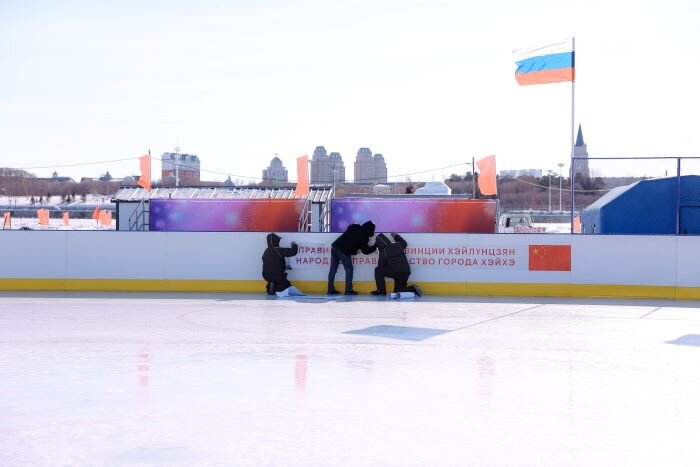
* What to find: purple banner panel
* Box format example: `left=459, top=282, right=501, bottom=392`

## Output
left=150, top=199, right=305, bottom=232
left=331, top=198, right=497, bottom=233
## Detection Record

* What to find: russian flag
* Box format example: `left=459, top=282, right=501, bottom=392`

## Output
left=513, top=39, right=574, bottom=86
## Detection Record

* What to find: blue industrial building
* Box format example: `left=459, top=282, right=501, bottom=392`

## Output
left=580, top=175, right=700, bottom=235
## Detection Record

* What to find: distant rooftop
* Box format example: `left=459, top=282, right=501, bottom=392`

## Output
left=113, top=185, right=333, bottom=203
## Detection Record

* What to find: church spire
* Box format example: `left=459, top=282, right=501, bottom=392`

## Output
left=575, top=124, right=585, bottom=147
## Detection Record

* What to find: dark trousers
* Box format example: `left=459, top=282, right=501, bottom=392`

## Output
left=263, top=273, right=292, bottom=294
left=328, top=246, right=353, bottom=292
left=374, top=266, right=410, bottom=293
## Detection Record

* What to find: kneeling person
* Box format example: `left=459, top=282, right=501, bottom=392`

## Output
left=372, top=232, right=422, bottom=297
left=262, top=233, right=304, bottom=297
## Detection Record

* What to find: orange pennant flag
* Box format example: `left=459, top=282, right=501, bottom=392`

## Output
left=3, top=211, right=11, bottom=229
left=99, top=209, right=108, bottom=226
left=137, top=155, right=152, bottom=191
left=294, top=155, right=309, bottom=196
left=476, top=155, right=497, bottom=196
left=573, top=215, right=581, bottom=233
left=528, top=244, right=571, bottom=271
left=92, top=205, right=100, bottom=220
left=105, top=211, right=112, bottom=227
left=63, top=212, right=70, bottom=226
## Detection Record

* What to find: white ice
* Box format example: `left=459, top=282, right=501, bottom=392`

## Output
left=2, top=292, right=700, bottom=466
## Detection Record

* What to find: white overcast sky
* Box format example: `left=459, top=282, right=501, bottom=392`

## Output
left=1, top=0, right=698, bottom=182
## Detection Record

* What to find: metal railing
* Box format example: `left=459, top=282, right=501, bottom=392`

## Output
left=128, top=199, right=149, bottom=231
left=319, top=185, right=334, bottom=232
left=298, top=196, right=313, bottom=232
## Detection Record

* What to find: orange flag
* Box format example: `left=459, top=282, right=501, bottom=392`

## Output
left=476, top=155, right=497, bottom=196
left=63, top=212, right=70, bottom=226
left=573, top=215, right=581, bottom=233
left=528, top=245, right=571, bottom=271
left=137, top=155, right=152, bottom=191
left=99, top=209, right=108, bottom=226
left=3, top=211, right=11, bottom=228
left=294, top=155, right=309, bottom=196
left=92, top=205, right=100, bottom=220
left=105, top=211, right=112, bottom=227
left=38, top=209, right=49, bottom=226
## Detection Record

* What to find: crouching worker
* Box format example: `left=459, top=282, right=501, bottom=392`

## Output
left=262, top=233, right=305, bottom=297
left=371, top=232, right=422, bottom=298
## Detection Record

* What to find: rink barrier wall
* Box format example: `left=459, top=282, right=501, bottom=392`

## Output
left=1, top=231, right=699, bottom=299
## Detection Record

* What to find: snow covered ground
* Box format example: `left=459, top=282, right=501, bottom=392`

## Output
left=1, top=195, right=116, bottom=230
left=2, top=217, right=115, bottom=230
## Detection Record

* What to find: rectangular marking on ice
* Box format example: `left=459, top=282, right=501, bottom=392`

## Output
left=666, top=334, right=700, bottom=347
left=344, top=325, right=451, bottom=341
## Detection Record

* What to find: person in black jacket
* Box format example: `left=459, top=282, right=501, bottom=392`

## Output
left=327, top=220, right=377, bottom=295
left=371, top=232, right=422, bottom=297
left=262, top=233, right=303, bottom=296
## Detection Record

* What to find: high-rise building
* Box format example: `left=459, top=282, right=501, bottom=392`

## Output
left=161, top=152, right=201, bottom=183
left=572, top=125, right=590, bottom=179
left=262, top=156, right=288, bottom=184
left=373, top=154, right=387, bottom=183
left=354, top=147, right=388, bottom=184
left=310, top=146, right=345, bottom=184
left=329, top=152, right=345, bottom=183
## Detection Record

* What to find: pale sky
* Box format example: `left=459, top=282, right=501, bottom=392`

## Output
left=1, top=0, right=698, bottom=183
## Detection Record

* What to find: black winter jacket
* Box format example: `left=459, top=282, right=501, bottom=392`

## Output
left=331, top=221, right=377, bottom=256
left=262, top=233, right=298, bottom=279
left=375, top=233, right=410, bottom=275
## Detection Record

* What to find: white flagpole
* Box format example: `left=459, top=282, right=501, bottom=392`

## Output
left=570, top=36, right=576, bottom=233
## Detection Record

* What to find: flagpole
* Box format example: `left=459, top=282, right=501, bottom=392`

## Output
left=570, top=36, right=576, bottom=233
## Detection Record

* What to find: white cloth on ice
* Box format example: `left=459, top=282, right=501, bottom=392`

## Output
left=276, top=286, right=305, bottom=297
left=389, top=292, right=416, bottom=299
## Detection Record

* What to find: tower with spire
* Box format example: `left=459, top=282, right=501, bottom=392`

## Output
left=572, top=124, right=590, bottom=179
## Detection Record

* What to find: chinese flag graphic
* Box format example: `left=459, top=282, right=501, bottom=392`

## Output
left=528, top=245, right=571, bottom=271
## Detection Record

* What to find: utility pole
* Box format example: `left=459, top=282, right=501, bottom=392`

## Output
left=174, top=146, right=180, bottom=187
left=471, top=157, right=476, bottom=199
left=548, top=170, right=553, bottom=212
left=558, top=163, right=565, bottom=212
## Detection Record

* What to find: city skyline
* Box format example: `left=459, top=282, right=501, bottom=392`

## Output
left=1, top=0, right=698, bottom=183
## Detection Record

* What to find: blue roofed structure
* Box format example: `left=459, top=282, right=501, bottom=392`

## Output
left=580, top=175, right=700, bottom=234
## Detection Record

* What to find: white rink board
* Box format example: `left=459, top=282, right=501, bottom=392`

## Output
left=570, top=235, right=677, bottom=286
left=0, top=231, right=67, bottom=278
left=66, top=231, right=168, bottom=279
left=0, top=231, right=698, bottom=290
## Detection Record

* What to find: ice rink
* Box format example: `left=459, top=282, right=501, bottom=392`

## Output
left=2, top=292, right=700, bottom=466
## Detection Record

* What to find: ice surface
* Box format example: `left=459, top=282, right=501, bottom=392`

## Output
left=2, top=292, right=700, bottom=466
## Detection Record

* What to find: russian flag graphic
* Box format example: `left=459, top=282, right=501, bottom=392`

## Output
left=513, top=39, right=574, bottom=86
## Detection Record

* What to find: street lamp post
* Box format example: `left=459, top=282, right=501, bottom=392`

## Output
left=465, top=157, right=476, bottom=199
left=557, top=163, right=565, bottom=212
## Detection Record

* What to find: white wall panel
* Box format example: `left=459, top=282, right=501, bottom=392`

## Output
left=66, top=231, right=167, bottom=279
left=165, top=232, right=262, bottom=280
left=2, top=231, right=700, bottom=291
left=675, top=237, right=700, bottom=287
left=464, top=233, right=571, bottom=283
left=570, top=235, right=676, bottom=286
left=0, top=232, right=67, bottom=278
